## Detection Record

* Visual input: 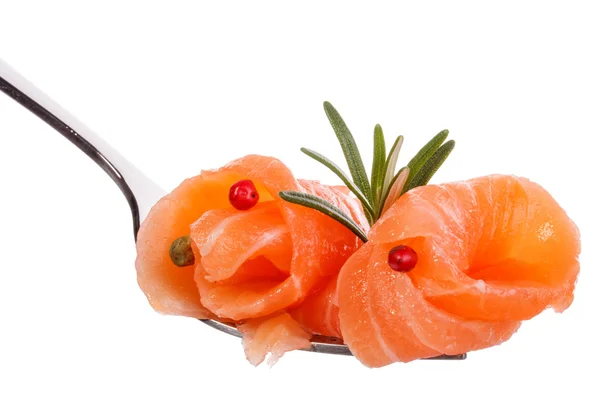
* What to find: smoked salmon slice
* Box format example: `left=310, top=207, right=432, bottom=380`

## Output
left=239, top=313, right=313, bottom=367
left=135, top=155, right=368, bottom=365
left=338, top=175, right=580, bottom=367
left=289, top=275, right=342, bottom=338
left=338, top=242, right=522, bottom=367
left=134, top=172, right=226, bottom=319
left=189, top=156, right=368, bottom=321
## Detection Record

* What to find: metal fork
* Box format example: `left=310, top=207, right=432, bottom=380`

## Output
left=0, top=58, right=466, bottom=361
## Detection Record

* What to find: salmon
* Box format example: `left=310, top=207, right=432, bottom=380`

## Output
left=289, top=275, right=342, bottom=338
left=137, top=156, right=580, bottom=368
left=338, top=175, right=580, bottom=367
left=189, top=157, right=368, bottom=321
left=134, top=171, right=228, bottom=319
left=135, top=155, right=367, bottom=365
left=239, top=313, right=312, bottom=367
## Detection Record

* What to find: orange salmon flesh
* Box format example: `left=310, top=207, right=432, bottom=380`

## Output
left=135, top=157, right=580, bottom=368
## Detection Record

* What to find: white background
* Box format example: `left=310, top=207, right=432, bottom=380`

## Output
left=1, top=1, right=598, bottom=419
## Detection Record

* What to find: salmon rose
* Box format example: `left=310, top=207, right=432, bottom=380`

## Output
left=337, top=175, right=581, bottom=367
left=135, top=155, right=368, bottom=365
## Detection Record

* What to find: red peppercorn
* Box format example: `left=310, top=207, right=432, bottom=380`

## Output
left=229, top=179, right=259, bottom=210
left=388, top=245, right=418, bottom=272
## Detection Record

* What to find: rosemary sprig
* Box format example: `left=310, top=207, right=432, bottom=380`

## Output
left=323, top=102, right=372, bottom=198
left=378, top=135, right=404, bottom=216
left=402, top=129, right=449, bottom=193
left=370, top=124, right=386, bottom=204
left=279, top=191, right=369, bottom=242
left=300, top=147, right=375, bottom=224
left=404, top=140, right=455, bottom=192
left=380, top=166, right=410, bottom=216
left=279, top=102, right=456, bottom=241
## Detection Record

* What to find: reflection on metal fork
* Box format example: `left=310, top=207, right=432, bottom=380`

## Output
left=0, top=61, right=467, bottom=361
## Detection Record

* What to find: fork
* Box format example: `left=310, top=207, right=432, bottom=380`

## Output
left=0, top=58, right=466, bottom=361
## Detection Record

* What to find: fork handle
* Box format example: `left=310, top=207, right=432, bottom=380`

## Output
left=0, top=58, right=165, bottom=240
